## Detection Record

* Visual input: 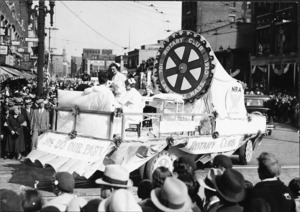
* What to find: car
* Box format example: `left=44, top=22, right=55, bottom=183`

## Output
left=245, top=94, right=275, bottom=135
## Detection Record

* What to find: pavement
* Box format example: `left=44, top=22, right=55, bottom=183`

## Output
left=0, top=122, right=298, bottom=202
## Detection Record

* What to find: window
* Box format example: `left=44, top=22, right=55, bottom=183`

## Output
left=228, top=15, right=236, bottom=22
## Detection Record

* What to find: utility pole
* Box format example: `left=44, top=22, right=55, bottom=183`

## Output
left=28, top=0, right=55, bottom=97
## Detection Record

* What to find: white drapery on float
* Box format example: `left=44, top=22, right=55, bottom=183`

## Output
left=26, top=31, right=266, bottom=178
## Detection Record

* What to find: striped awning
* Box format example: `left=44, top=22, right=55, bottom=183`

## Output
left=0, top=66, right=20, bottom=83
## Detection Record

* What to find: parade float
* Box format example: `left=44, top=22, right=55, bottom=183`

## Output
left=26, top=30, right=266, bottom=179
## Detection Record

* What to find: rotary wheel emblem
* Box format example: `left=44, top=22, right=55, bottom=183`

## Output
left=155, top=30, right=215, bottom=102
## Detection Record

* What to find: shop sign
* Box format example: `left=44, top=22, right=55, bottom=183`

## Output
left=11, top=40, right=21, bottom=46
left=0, top=45, right=8, bottom=55
left=25, top=37, right=39, bottom=42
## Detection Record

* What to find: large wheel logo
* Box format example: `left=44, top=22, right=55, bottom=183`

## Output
left=155, top=30, right=215, bottom=102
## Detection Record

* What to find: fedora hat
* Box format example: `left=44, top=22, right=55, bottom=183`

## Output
left=151, top=177, right=192, bottom=212
left=98, top=189, right=142, bottom=212
left=198, top=168, right=223, bottom=192
left=212, top=169, right=246, bottom=203
left=213, top=155, right=233, bottom=169
left=53, top=172, right=75, bottom=193
left=95, top=164, right=133, bottom=188
left=24, top=98, right=32, bottom=105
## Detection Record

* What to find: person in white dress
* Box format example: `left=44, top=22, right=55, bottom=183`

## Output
left=110, top=63, right=126, bottom=101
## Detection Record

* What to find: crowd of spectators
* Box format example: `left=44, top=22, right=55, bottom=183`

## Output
left=1, top=152, right=299, bottom=212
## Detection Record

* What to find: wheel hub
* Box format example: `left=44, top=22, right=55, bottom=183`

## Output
left=179, top=63, right=187, bottom=74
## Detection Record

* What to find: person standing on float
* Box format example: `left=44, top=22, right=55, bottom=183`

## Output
left=110, top=63, right=126, bottom=101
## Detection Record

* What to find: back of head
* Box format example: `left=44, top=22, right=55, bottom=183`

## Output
left=152, top=166, right=172, bottom=189
left=288, top=177, right=300, bottom=198
left=213, top=155, right=233, bottom=170
left=98, top=71, right=108, bottom=85
left=137, top=179, right=153, bottom=200
left=81, top=199, right=101, bottom=212
left=173, top=156, right=197, bottom=175
left=257, top=152, right=281, bottom=180
left=53, top=172, right=75, bottom=193
left=0, top=189, right=23, bottom=212
left=21, top=189, right=43, bottom=212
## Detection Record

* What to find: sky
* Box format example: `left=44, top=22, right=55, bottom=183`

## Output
left=42, top=1, right=182, bottom=60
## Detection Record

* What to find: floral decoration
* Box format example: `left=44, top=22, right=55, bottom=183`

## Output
left=68, top=130, right=77, bottom=139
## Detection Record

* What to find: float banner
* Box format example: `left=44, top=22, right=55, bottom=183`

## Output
left=179, top=135, right=243, bottom=155
left=26, top=132, right=115, bottom=178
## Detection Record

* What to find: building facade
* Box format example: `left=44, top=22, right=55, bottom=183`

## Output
left=71, top=56, right=82, bottom=77
left=250, top=2, right=299, bottom=96
left=81, top=48, right=116, bottom=76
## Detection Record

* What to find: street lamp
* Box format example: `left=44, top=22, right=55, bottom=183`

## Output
left=27, top=0, right=55, bottom=97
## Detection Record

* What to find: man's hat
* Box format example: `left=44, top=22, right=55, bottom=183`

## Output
left=0, top=189, right=23, bottom=212
left=36, top=98, right=44, bottom=104
left=24, top=98, right=32, bottom=105
left=212, top=155, right=233, bottom=169
left=53, top=172, right=75, bottom=193
left=198, top=168, right=223, bottom=192
left=212, top=169, right=246, bottom=203
left=150, top=177, right=192, bottom=212
left=13, top=97, right=23, bottom=105
left=98, top=189, right=142, bottom=212
left=95, top=164, right=133, bottom=188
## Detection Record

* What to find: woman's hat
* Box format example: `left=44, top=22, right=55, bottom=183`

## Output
left=95, top=164, right=133, bottom=188
left=125, top=78, right=136, bottom=86
left=212, top=169, right=246, bottom=203
left=150, top=177, right=192, bottom=212
left=98, top=189, right=142, bottom=212
left=198, top=168, right=223, bottom=191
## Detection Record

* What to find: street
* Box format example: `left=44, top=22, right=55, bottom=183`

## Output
left=0, top=123, right=299, bottom=202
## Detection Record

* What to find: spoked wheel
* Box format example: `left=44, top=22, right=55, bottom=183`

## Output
left=155, top=30, right=215, bottom=103
left=238, top=140, right=253, bottom=165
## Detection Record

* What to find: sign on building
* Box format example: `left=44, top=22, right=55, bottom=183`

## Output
left=0, top=45, right=8, bottom=55
left=23, top=53, right=30, bottom=62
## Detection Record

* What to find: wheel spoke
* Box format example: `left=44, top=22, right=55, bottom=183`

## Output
left=185, top=71, right=198, bottom=85
left=187, top=59, right=202, bottom=70
left=168, top=51, right=182, bottom=66
left=182, top=45, right=192, bottom=62
left=174, top=74, right=184, bottom=90
left=165, top=67, right=179, bottom=77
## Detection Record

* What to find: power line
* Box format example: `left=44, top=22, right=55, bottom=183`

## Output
left=60, top=1, right=124, bottom=49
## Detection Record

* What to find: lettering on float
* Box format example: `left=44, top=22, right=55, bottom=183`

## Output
left=231, top=86, right=242, bottom=92
left=188, top=137, right=237, bottom=151
left=163, top=38, right=184, bottom=55
left=41, top=137, right=106, bottom=157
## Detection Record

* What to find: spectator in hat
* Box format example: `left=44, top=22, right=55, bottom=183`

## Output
left=197, top=168, right=223, bottom=212
left=83, top=70, right=117, bottom=112
left=152, top=166, right=173, bottom=189
left=0, top=189, right=23, bottom=212
left=95, top=164, right=133, bottom=199
left=247, top=152, right=296, bottom=212
left=45, top=172, right=77, bottom=212
left=212, top=169, right=246, bottom=212
left=98, top=189, right=142, bottom=212
left=20, top=189, right=44, bottom=212
left=178, top=173, right=202, bottom=212
left=31, top=98, right=49, bottom=150
left=212, top=155, right=233, bottom=171
left=7, top=105, right=26, bottom=160
left=141, top=176, right=192, bottom=212
left=1, top=106, right=10, bottom=159
left=110, top=63, right=126, bottom=100
left=21, top=98, right=34, bottom=155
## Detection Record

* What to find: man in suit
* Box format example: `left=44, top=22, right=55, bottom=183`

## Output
left=31, top=98, right=49, bottom=150
left=21, top=98, right=34, bottom=154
